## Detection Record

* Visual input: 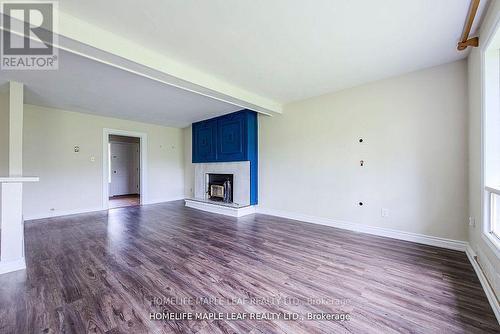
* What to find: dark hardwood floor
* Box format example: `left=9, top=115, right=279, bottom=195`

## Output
left=0, top=200, right=498, bottom=333
left=109, top=194, right=140, bottom=209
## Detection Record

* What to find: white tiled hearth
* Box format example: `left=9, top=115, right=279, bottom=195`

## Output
left=185, top=161, right=255, bottom=217
left=184, top=198, right=256, bottom=217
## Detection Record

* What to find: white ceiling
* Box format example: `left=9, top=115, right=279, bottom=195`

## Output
left=0, top=50, right=241, bottom=127
left=60, top=0, right=482, bottom=103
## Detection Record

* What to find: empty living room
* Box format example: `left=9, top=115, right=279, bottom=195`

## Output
left=1, top=0, right=500, bottom=333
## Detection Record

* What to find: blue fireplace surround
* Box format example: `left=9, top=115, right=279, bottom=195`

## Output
left=192, top=109, right=258, bottom=205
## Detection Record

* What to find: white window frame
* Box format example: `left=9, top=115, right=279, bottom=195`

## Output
left=481, top=12, right=500, bottom=255
left=486, top=186, right=500, bottom=238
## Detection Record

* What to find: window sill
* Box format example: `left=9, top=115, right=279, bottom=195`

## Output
left=485, top=185, right=500, bottom=195
left=481, top=231, right=500, bottom=259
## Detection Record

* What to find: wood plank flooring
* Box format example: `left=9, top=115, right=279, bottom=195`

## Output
left=108, top=194, right=140, bottom=209
left=0, top=200, right=498, bottom=333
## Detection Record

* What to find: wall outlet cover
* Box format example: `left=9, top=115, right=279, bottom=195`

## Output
left=381, top=208, right=389, bottom=218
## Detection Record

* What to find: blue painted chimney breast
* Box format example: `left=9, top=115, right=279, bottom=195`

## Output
left=192, top=110, right=258, bottom=205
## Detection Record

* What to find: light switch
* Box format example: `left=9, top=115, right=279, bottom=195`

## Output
left=90, top=156, right=95, bottom=162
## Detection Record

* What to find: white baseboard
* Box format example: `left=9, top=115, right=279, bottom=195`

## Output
left=24, top=197, right=186, bottom=221
left=256, top=207, right=468, bottom=251
left=465, top=246, right=500, bottom=323
left=145, top=197, right=185, bottom=205
left=0, top=258, right=26, bottom=275
left=185, top=199, right=256, bottom=217
left=24, top=207, right=105, bottom=221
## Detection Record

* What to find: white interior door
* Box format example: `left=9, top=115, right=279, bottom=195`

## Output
left=110, top=142, right=139, bottom=196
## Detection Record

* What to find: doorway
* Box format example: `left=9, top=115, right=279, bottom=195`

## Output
left=108, top=135, right=140, bottom=208
left=102, top=129, right=147, bottom=210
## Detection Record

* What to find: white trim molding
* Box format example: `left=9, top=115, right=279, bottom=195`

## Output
left=102, top=128, right=148, bottom=210
left=0, top=258, right=26, bottom=275
left=466, top=246, right=500, bottom=323
left=0, top=177, right=39, bottom=182
left=256, top=207, right=468, bottom=251
left=146, top=197, right=186, bottom=206
left=24, top=198, right=186, bottom=221
left=24, top=207, right=105, bottom=221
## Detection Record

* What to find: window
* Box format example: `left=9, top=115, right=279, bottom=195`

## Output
left=488, top=188, right=500, bottom=239
left=483, top=27, right=500, bottom=246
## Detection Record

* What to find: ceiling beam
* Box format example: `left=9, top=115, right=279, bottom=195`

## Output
left=2, top=10, right=282, bottom=116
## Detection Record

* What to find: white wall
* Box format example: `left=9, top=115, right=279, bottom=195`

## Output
left=23, top=104, right=185, bottom=219
left=258, top=60, right=468, bottom=241
left=184, top=125, right=194, bottom=198
left=8, top=82, right=23, bottom=177
left=0, top=91, right=9, bottom=176
left=468, top=0, right=500, bottom=297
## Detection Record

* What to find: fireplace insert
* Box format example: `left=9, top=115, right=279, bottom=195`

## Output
left=207, top=173, right=233, bottom=203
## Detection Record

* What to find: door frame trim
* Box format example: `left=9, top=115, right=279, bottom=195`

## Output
left=102, top=128, right=148, bottom=209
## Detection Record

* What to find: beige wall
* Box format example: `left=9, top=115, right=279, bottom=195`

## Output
left=183, top=125, right=194, bottom=198
left=258, top=60, right=468, bottom=241
left=23, top=105, right=185, bottom=219
left=8, top=82, right=23, bottom=176
left=468, top=0, right=500, bottom=297
left=0, top=91, right=8, bottom=176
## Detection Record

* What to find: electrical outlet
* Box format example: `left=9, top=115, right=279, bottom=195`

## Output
left=469, top=216, right=476, bottom=227
left=381, top=208, right=389, bottom=218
